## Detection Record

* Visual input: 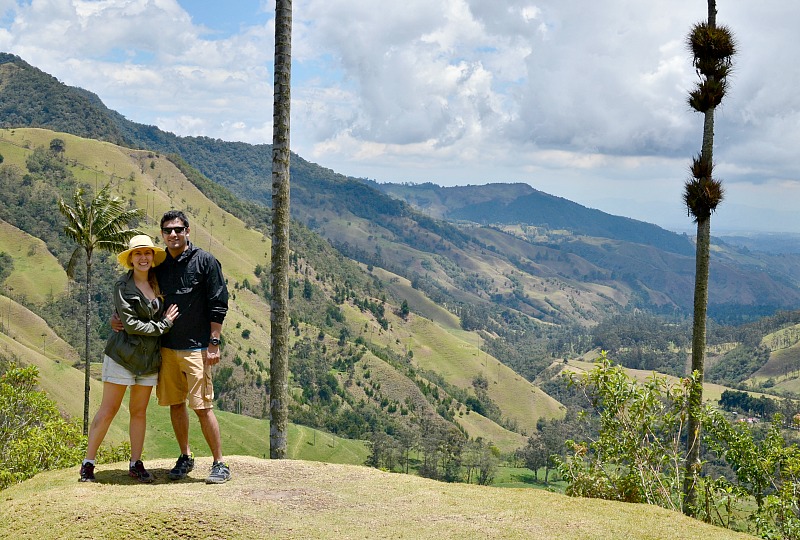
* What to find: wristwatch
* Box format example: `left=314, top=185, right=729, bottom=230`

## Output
left=209, top=337, right=221, bottom=346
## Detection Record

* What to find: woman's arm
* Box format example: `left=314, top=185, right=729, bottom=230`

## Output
left=113, top=284, right=174, bottom=336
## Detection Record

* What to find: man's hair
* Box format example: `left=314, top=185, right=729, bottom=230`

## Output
left=161, top=210, right=189, bottom=228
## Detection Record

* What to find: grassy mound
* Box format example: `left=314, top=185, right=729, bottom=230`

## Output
left=1, top=456, right=751, bottom=539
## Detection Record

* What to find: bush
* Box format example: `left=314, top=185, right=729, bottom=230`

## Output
left=557, top=352, right=800, bottom=538
left=0, top=366, right=84, bottom=490
left=556, top=352, right=689, bottom=509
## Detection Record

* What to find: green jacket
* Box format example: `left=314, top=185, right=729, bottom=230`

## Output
left=103, top=272, right=173, bottom=376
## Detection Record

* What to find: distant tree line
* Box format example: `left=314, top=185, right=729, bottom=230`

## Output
left=718, top=390, right=780, bottom=419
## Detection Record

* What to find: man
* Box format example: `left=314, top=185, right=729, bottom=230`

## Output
left=113, top=210, right=231, bottom=484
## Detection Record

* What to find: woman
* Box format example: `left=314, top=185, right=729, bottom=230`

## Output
left=79, top=235, right=179, bottom=482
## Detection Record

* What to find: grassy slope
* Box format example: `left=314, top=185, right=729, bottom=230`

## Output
left=757, top=342, right=800, bottom=393
left=2, top=301, right=367, bottom=463
left=566, top=357, right=769, bottom=404
left=0, top=294, right=77, bottom=365
left=751, top=323, right=800, bottom=390
left=368, top=265, right=469, bottom=337
left=404, top=314, right=564, bottom=431
left=0, top=221, right=68, bottom=304
left=454, top=404, right=527, bottom=452
left=0, top=456, right=752, bottom=540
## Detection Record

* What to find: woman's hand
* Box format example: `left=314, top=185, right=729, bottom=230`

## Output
left=110, top=312, right=124, bottom=332
left=164, top=304, right=180, bottom=324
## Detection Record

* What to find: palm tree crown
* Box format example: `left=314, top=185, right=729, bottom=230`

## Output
left=59, top=184, right=143, bottom=279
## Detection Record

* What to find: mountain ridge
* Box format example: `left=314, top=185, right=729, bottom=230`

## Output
left=2, top=52, right=799, bottom=324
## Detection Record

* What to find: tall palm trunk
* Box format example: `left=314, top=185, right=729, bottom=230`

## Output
left=682, top=0, right=735, bottom=515
left=684, top=106, right=715, bottom=512
left=270, top=0, right=292, bottom=459
left=83, top=254, right=93, bottom=435
left=683, top=214, right=710, bottom=509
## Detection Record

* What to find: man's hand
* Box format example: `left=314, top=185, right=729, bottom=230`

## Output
left=110, top=312, right=124, bottom=332
left=205, top=344, right=221, bottom=366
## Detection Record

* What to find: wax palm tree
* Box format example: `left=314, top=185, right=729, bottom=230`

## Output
left=270, top=0, right=293, bottom=459
left=682, top=0, right=736, bottom=515
left=59, top=183, right=143, bottom=434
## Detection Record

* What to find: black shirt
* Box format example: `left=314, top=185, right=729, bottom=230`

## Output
left=155, top=242, right=228, bottom=350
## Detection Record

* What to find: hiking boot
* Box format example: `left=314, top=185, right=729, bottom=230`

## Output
left=129, top=460, right=154, bottom=483
left=79, top=462, right=95, bottom=482
left=168, top=453, right=194, bottom=480
left=205, top=461, right=231, bottom=484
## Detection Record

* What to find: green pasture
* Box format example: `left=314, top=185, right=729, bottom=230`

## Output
left=407, top=314, right=564, bottom=432
left=0, top=220, right=68, bottom=304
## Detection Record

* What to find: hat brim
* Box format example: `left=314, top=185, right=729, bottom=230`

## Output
left=117, top=246, right=167, bottom=269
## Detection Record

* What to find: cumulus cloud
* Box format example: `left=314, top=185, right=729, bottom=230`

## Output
left=0, top=0, right=797, bottom=231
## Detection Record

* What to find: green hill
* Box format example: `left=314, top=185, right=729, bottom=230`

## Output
left=0, top=127, right=551, bottom=468
left=2, top=52, right=799, bottom=328
left=0, top=456, right=752, bottom=540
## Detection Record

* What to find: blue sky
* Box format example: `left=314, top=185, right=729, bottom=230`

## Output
left=1, top=0, right=799, bottom=234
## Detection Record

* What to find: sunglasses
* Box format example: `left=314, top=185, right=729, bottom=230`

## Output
left=161, top=226, right=187, bottom=235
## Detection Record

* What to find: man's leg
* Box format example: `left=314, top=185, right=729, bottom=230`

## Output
left=195, top=408, right=222, bottom=462
left=170, top=403, right=191, bottom=455
left=196, top=407, right=230, bottom=484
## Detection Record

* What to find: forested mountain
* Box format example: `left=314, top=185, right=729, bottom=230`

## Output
left=2, top=53, right=799, bottom=323
left=369, top=181, right=694, bottom=256
left=4, top=53, right=800, bottom=482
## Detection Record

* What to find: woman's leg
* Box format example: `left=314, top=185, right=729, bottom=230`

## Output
left=128, top=384, right=153, bottom=462
left=85, top=382, right=128, bottom=460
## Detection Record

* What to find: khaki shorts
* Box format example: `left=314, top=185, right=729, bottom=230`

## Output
left=156, top=348, right=214, bottom=410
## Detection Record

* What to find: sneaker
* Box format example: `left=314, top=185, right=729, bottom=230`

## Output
left=168, top=453, right=194, bottom=480
left=79, top=462, right=95, bottom=482
left=205, top=461, right=231, bottom=484
left=128, top=460, right=154, bottom=483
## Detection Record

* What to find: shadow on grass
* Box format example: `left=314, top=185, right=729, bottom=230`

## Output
left=88, top=466, right=206, bottom=485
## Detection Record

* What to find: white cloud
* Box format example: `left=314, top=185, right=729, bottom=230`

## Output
left=0, top=0, right=797, bottom=232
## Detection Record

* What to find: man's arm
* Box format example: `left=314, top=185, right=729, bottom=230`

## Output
left=205, top=321, right=223, bottom=366
left=206, top=256, right=229, bottom=324
left=204, top=254, right=227, bottom=366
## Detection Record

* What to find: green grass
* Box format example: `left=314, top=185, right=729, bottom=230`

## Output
left=406, top=314, right=564, bottom=432
left=0, top=295, right=78, bottom=364
left=492, top=465, right=567, bottom=491
left=455, top=405, right=527, bottom=454
left=369, top=265, right=473, bottom=338
left=753, top=341, right=800, bottom=380
left=0, top=220, right=68, bottom=304
left=0, top=456, right=754, bottom=539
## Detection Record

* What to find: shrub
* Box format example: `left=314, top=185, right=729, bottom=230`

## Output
left=0, top=366, right=83, bottom=490
left=556, top=352, right=689, bottom=510
left=557, top=352, right=800, bottom=538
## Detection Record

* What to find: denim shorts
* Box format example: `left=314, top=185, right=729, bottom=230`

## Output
left=101, top=355, right=159, bottom=386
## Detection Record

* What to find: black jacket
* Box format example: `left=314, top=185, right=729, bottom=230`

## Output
left=155, top=242, right=228, bottom=350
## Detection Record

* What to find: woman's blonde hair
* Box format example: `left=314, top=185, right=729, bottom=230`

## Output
left=148, top=270, right=163, bottom=299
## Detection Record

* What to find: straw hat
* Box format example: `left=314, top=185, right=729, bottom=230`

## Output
left=117, top=235, right=166, bottom=269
